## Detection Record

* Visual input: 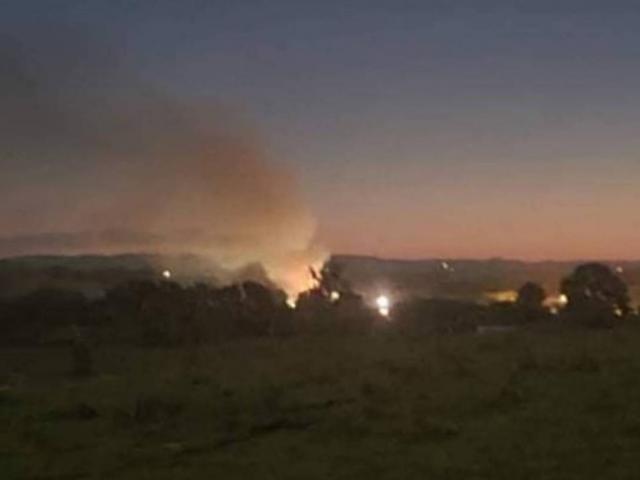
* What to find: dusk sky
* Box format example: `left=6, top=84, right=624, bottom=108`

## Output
left=3, top=1, right=640, bottom=261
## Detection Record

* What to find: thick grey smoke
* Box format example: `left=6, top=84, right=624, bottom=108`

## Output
left=0, top=31, right=325, bottom=294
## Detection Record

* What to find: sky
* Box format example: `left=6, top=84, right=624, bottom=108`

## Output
left=2, top=0, right=640, bottom=261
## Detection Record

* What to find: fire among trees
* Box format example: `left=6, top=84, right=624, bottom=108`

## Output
left=0, top=262, right=633, bottom=348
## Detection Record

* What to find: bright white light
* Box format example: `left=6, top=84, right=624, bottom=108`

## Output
left=441, top=261, right=455, bottom=272
left=376, top=295, right=391, bottom=317
left=162, top=269, right=172, bottom=279
left=376, top=295, right=390, bottom=309
left=558, top=294, right=568, bottom=306
left=330, top=291, right=340, bottom=302
left=286, top=296, right=297, bottom=309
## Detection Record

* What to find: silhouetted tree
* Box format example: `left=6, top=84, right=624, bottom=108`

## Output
left=240, top=281, right=292, bottom=336
left=560, top=263, right=630, bottom=327
left=295, top=263, right=374, bottom=334
left=517, top=282, right=546, bottom=311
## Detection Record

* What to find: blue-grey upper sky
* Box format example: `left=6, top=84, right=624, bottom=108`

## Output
left=3, top=1, right=640, bottom=260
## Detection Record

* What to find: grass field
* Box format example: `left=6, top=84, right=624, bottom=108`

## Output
left=3, top=325, right=640, bottom=479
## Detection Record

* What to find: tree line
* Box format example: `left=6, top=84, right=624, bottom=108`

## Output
left=0, top=262, right=633, bottom=347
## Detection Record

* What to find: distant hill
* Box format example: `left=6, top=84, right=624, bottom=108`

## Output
left=0, top=253, right=275, bottom=298
left=2, top=253, right=640, bottom=305
left=0, top=254, right=157, bottom=271
left=0, top=254, right=158, bottom=298
left=329, top=255, right=640, bottom=304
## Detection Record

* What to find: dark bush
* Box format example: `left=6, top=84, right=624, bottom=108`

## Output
left=561, top=263, right=630, bottom=327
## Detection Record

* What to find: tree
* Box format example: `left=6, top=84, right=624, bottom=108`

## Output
left=560, top=263, right=630, bottom=327
left=295, top=262, right=374, bottom=334
left=517, top=282, right=546, bottom=311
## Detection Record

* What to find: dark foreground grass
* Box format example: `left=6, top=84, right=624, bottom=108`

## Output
left=3, top=324, right=640, bottom=479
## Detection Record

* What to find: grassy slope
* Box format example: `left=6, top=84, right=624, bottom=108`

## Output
left=3, top=325, right=640, bottom=479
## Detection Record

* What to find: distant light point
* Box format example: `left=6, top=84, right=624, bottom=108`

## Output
left=162, top=269, right=171, bottom=279
left=376, top=295, right=391, bottom=317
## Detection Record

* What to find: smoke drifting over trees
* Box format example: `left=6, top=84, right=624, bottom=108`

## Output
left=0, top=30, right=324, bottom=293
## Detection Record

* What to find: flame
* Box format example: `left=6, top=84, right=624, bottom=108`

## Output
left=266, top=251, right=327, bottom=299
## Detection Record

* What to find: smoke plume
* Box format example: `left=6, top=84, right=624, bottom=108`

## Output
left=0, top=31, right=325, bottom=294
